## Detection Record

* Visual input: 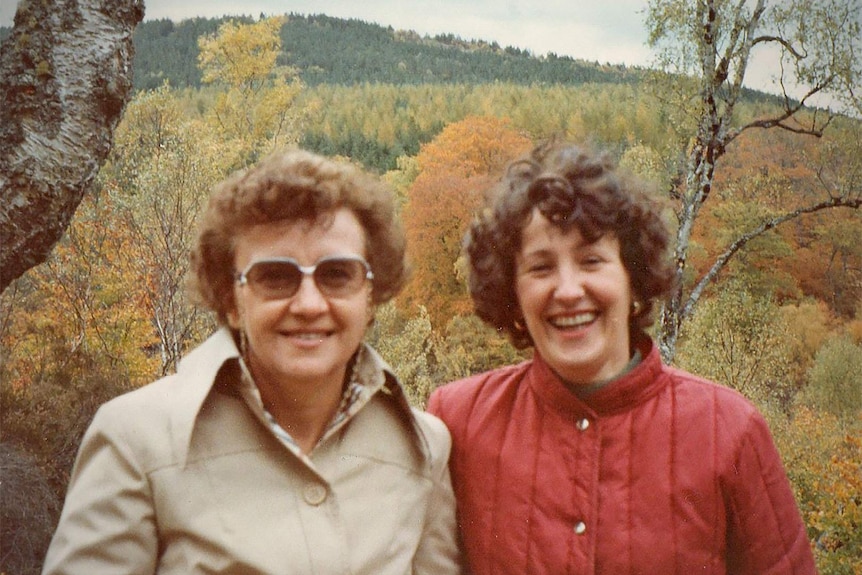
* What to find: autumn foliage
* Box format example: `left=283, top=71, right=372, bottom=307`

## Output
left=772, top=407, right=862, bottom=572
left=1, top=14, right=860, bottom=574
left=400, top=116, right=531, bottom=326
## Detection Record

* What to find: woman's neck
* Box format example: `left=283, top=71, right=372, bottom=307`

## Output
left=251, top=365, right=348, bottom=454
left=566, top=348, right=643, bottom=399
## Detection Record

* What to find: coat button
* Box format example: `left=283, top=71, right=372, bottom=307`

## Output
left=303, top=483, right=327, bottom=506
left=576, top=418, right=590, bottom=431
left=574, top=521, right=587, bottom=535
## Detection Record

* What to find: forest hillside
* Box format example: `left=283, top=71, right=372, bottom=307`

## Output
left=128, top=13, right=642, bottom=90
left=0, top=11, right=782, bottom=98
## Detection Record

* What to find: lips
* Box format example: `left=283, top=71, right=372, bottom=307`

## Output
left=549, top=311, right=597, bottom=329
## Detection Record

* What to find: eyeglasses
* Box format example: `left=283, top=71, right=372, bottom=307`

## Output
left=236, top=256, right=373, bottom=300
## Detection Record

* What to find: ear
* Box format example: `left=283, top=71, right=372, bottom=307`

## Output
left=225, top=279, right=247, bottom=328
left=512, top=304, right=526, bottom=332
left=226, top=298, right=242, bottom=330
left=362, top=284, right=374, bottom=326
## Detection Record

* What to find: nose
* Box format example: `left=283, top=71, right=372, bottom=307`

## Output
left=288, top=274, right=329, bottom=314
left=553, top=263, right=586, bottom=301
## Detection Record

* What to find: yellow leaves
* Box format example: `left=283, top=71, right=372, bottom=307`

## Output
left=801, top=334, right=862, bottom=420
left=299, top=82, right=670, bottom=168
left=245, top=75, right=305, bottom=150
left=103, top=87, right=231, bottom=375
left=619, top=144, right=668, bottom=191
left=197, top=16, right=304, bottom=164
left=1, top=193, right=159, bottom=391
left=366, top=303, right=437, bottom=407
left=383, top=155, right=420, bottom=209
left=198, top=16, right=285, bottom=89
left=676, top=286, right=794, bottom=406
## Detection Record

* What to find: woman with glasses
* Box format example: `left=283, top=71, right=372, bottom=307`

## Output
left=43, top=149, right=463, bottom=574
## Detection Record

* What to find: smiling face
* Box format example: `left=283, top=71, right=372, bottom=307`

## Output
left=515, top=210, right=634, bottom=385
left=228, top=208, right=372, bottom=394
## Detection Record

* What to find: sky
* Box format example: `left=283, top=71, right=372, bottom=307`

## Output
left=1, top=0, right=654, bottom=67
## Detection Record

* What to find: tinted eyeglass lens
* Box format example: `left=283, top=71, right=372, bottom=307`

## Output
left=315, top=259, right=365, bottom=295
left=242, top=258, right=369, bottom=299
left=245, top=261, right=302, bottom=298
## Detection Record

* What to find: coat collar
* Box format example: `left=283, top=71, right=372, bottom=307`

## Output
left=170, top=327, right=430, bottom=467
left=527, top=335, right=667, bottom=417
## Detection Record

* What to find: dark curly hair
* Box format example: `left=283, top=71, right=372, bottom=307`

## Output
left=465, top=140, right=675, bottom=349
left=188, top=149, right=408, bottom=325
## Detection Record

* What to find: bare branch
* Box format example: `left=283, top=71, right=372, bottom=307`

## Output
left=681, top=197, right=862, bottom=322
left=751, top=35, right=806, bottom=59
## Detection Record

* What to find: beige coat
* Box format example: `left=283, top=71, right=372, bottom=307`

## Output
left=43, top=329, right=463, bottom=574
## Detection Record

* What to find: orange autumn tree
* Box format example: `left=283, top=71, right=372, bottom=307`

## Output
left=400, top=116, right=531, bottom=327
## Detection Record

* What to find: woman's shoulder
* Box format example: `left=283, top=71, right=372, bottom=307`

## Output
left=433, top=361, right=531, bottom=400
left=410, top=408, right=453, bottom=460
left=664, top=364, right=755, bottom=401
left=96, top=332, right=239, bottom=429
left=426, top=360, right=532, bottom=430
left=88, top=353, right=230, bottom=438
left=68, top=371, right=203, bottom=477
left=94, top=373, right=183, bottom=423
left=661, top=364, right=763, bottom=429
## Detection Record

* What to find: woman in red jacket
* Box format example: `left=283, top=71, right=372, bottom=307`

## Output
left=427, top=140, right=815, bottom=575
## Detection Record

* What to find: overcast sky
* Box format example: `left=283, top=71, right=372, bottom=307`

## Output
left=1, top=0, right=653, bottom=67
left=4, top=0, right=844, bottom=104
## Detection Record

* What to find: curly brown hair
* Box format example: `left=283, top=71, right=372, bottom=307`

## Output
left=465, top=140, right=675, bottom=349
left=188, top=149, right=408, bottom=325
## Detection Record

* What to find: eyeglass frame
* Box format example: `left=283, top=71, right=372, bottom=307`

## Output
left=235, top=255, right=374, bottom=300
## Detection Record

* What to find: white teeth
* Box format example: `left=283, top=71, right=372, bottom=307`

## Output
left=551, top=312, right=595, bottom=328
left=291, top=332, right=327, bottom=340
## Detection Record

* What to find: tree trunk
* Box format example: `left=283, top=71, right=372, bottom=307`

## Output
left=647, top=0, right=861, bottom=363
left=0, top=0, right=144, bottom=293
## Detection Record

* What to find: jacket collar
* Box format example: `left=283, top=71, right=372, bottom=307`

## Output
left=170, top=327, right=430, bottom=467
left=527, top=335, right=667, bottom=417
left=169, top=328, right=240, bottom=467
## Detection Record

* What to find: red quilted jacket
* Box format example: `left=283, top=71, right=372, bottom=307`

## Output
left=427, top=337, right=816, bottom=575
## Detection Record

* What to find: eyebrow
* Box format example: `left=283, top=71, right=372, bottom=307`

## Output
left=517, top=247, right=554, bottom=260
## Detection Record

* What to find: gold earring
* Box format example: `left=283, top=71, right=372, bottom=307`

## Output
left=631, top=301, right=643, bottom=316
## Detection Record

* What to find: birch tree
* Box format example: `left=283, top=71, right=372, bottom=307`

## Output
left=0, top=0, right=143, bottom=293
left=197, top=16, right=304, bottom=166
left=105, top=85, right=225, bottom=374
left=646, top=0, right=862, bottom=361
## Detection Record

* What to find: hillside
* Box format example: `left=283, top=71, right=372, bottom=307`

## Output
left=131, top=13, right=644, bottom=91
left=2, top=12, right=780, bottom=100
